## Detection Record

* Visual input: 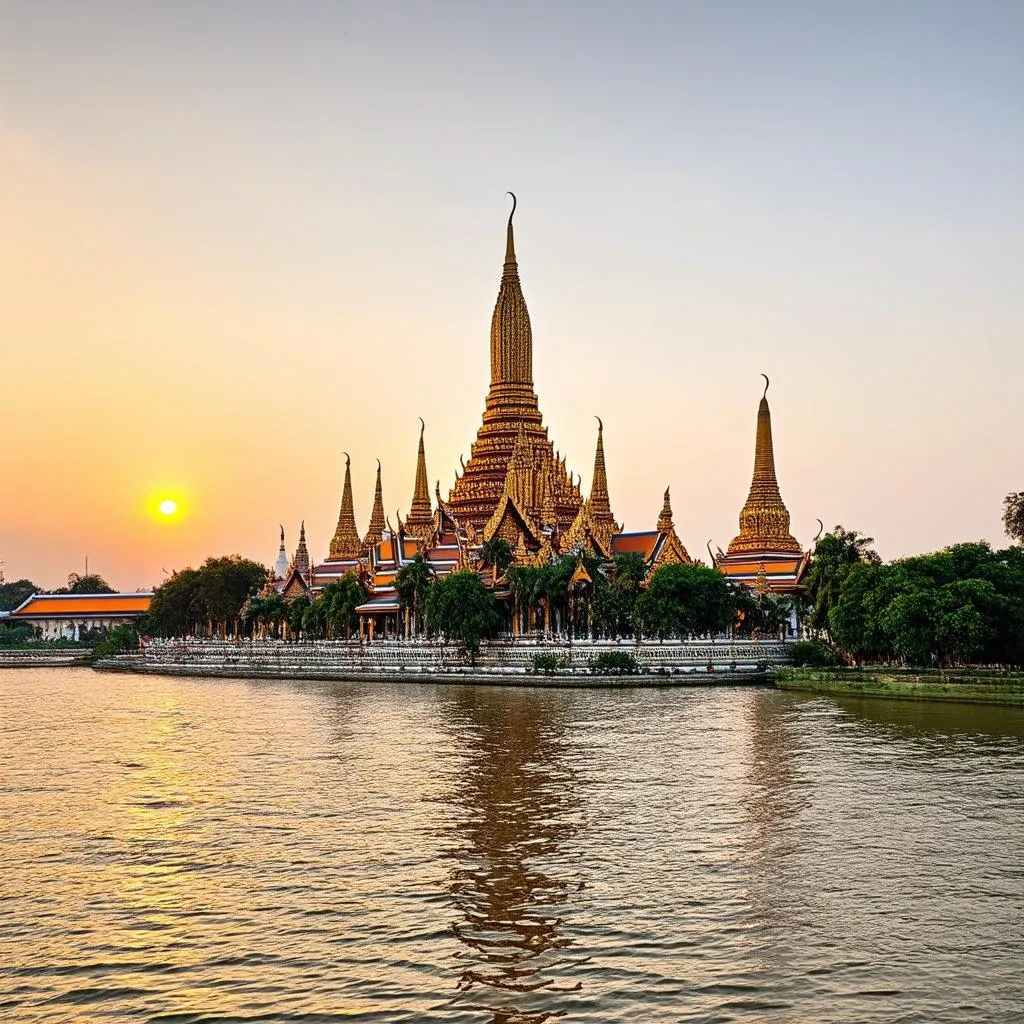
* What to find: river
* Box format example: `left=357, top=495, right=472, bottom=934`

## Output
left=1, top=667, right=1022, bottom=1022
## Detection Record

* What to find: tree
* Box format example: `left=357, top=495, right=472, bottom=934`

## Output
left=195, top=556, right=267, bottom=637
left=805, top=526, right=880, bottom=637
left=1003, top=492, right=1024, bottom=545
left=144, top=568, right=203, bottom=637
left=425, top=570, right=500, bottom=664
left=479, top=537, right=514, bottom=586
left=56, top=572, right=116, bottom=595
left=634, top=563, right=735, bottom=640
left=395, top=555, right=435, bottom=635
left=321, top=573, right=366, bottom=640
left=593, top=553, right=645, bottom=638
left=0, top=578, right=38, bottom=612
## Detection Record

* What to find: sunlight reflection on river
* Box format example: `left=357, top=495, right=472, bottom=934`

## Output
left=1, top=669, right=1022, bottom=1022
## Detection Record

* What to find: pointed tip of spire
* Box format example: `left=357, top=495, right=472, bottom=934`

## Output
left=376, top=458, right=381, bottom=474
left=505, top=191, right=517, bottom=263
left=761, top=373, right=770, bottom=402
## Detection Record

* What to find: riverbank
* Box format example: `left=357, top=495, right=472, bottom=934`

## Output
left=776, top=667, right=1024, bottom=707
left=91, top=637, right=791, bottom=687
left=0, top=648, right=91, bottom=668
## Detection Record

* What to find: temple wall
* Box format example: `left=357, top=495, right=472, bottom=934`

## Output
left=98, top=637, right=793, bottom=681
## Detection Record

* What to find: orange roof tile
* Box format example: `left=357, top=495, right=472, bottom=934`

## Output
left=11, top=594, right=152, bottom=617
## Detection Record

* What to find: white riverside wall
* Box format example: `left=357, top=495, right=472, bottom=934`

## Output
left=97, top=637, right=792, bottom=684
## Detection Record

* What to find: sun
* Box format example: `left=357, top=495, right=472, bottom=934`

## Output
left=146, top=490, right=187, bottom=524
left=159, top=499, right=178, bottom=516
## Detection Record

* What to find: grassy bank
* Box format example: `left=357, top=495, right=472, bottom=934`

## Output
left=775, top=667, right=1024, bottom=707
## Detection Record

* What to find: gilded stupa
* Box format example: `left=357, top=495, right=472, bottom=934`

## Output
left=328, top=454, right=363, bottom=560
left=447, top=194, right=582, bottom=530
left=717, top=376, right=808, bottom=591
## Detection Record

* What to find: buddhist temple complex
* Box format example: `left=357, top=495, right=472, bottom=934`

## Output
left=267, top=196, right=809, bottom=635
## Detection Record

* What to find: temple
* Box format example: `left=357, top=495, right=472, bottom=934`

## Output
left=290, top=197, right=809, bottom=635
left=713, top=376, right=809, bottom=592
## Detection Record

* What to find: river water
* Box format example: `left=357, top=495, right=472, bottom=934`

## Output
left=1, top=668, right=1022, bottom=1023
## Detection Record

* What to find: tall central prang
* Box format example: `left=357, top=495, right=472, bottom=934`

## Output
left=447, top=194, right=583, bottom=530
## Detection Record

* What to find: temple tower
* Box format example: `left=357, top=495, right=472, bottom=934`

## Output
left=273, top=526, right=289, bottom=579
left=405, top=420, right=435, bottom=541
left=329, top=454, right=363, bottom=560
left=364, top=461, right=386, bottom=548
left=727, top=376, right=801, bottom=555
left=448, top=195, right=582, bottom=530
left=291, top=521, right=312, bottom=580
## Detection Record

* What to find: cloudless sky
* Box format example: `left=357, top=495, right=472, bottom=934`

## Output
left=2, top=1, right=1021, bottom=589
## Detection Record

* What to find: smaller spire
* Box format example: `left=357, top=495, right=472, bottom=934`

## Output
left=329, top=453, right=363, bottom=560
left=588, top=417, right=616, bottom=529
left=405, top=420, right=434, bottom=539
left=273, top=525, right=289, bottom=579
left=292, top=520, right=311, bottom=580
left=364, top=459, right=386, bottom=548
left=657, top=488, right=674, bottom=533
left=505, top=190, right=517, bottom=264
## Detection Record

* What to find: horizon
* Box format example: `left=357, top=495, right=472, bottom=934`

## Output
left=2, top=2, right=1021, bottom=591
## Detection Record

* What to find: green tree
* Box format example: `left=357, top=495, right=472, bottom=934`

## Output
left=425, top=570, right=499, bottom=664
left=479, top=537, right=514, bottom=586
left=395, top=554, right=436, bottom=635
left=1003, top=492, right=1024, bottom=545
left=0, top=578, right=38, bottom=612
left=55, top=572, right=117, bottom=595
left=634, top=563, right=735, bottom=640
left=593, top=552, right=645, bottom=638
left=195, top=556, right=268, bottom=637
left=805, top=526, right=880, bottom=637
left=144, top=568, right=203, bottom=637
left=321, top=573, right=367, bottom=640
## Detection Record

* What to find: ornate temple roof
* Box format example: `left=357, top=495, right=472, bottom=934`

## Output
left=447, top=195, right=583, bottom=529
left=329, top=454, right=363, bottom=560
left=9, top=593, right=153, bottom=618
left=289, top=521, right=311, bottom=580
left=726, top=376, right=801, bottom=556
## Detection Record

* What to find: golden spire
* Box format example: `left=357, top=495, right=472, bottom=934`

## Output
left=588, top=417, right=616, bottom=530
left=727, top=375, right=801, bottom=555
left=329, top=453, right=363, bottom=560
left=490, top=191, right=533, bottom=389
left=657, top=487, right=674, bottom=533
left=363, top=459, right=386, bottom=548
left=405, top=419, right=435, bottom=537
left=292, top=520, right=311, bottom=579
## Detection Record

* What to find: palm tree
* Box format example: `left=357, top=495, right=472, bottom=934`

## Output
left=479, top=537, right=513, bottom=587
left=395, top=555, right=435, bottom=636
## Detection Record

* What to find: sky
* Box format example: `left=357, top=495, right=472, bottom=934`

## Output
left=1, top=1, right=1021, bottom=591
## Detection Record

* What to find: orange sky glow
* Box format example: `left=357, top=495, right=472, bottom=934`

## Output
left=1, top=5, right=1021, bottom=591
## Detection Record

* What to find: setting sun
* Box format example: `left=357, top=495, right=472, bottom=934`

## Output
left=159, top=499, right=178, bottom=516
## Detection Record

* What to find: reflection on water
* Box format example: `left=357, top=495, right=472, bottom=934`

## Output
left=1, top=669, right=1022, bottom=1023
left=438, top=690, right=584, bottom=1022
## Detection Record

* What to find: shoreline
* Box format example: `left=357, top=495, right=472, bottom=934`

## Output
left=776, top=668, right=1024, bottom=707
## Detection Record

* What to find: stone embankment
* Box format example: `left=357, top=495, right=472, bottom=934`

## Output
left=0, top=648, right=91, bottom=668
left=96, top=637, right=792, bottom=686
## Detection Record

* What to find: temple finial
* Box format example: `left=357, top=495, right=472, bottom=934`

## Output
left=707, top=540, right=716, bottom=565
left=761, top=373, right=770, bottom=400
left=505, top=191, right=517, bottom=263
left=814, top=518, right=825, bottom=543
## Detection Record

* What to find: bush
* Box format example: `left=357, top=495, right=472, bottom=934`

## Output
left=591, top=650, right=639, bottom=675
left=789, top=639, right=842, bottom=668
left=531, top=652, right=569, bottom=674
left=91, top=625, right=140, bottom=660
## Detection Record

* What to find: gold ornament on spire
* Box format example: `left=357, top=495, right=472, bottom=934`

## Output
left=588, top=416, right=617, bottom=532
left=727, top=375, right=801, bottom=555
left=329, top=453, right=363, bottom=560
left=363, top=459, right=386, bottom=548
left=291, top=520, right=311, bottom=580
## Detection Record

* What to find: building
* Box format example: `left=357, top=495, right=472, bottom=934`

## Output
left=7, top=592, right=153, bottom=641
left=297, top=197, right=808, bottom=635
left=713, top=375, right=809, bottom=593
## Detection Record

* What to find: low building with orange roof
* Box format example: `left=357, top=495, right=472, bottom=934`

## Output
left=8, top=592, right=153, bottom=641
